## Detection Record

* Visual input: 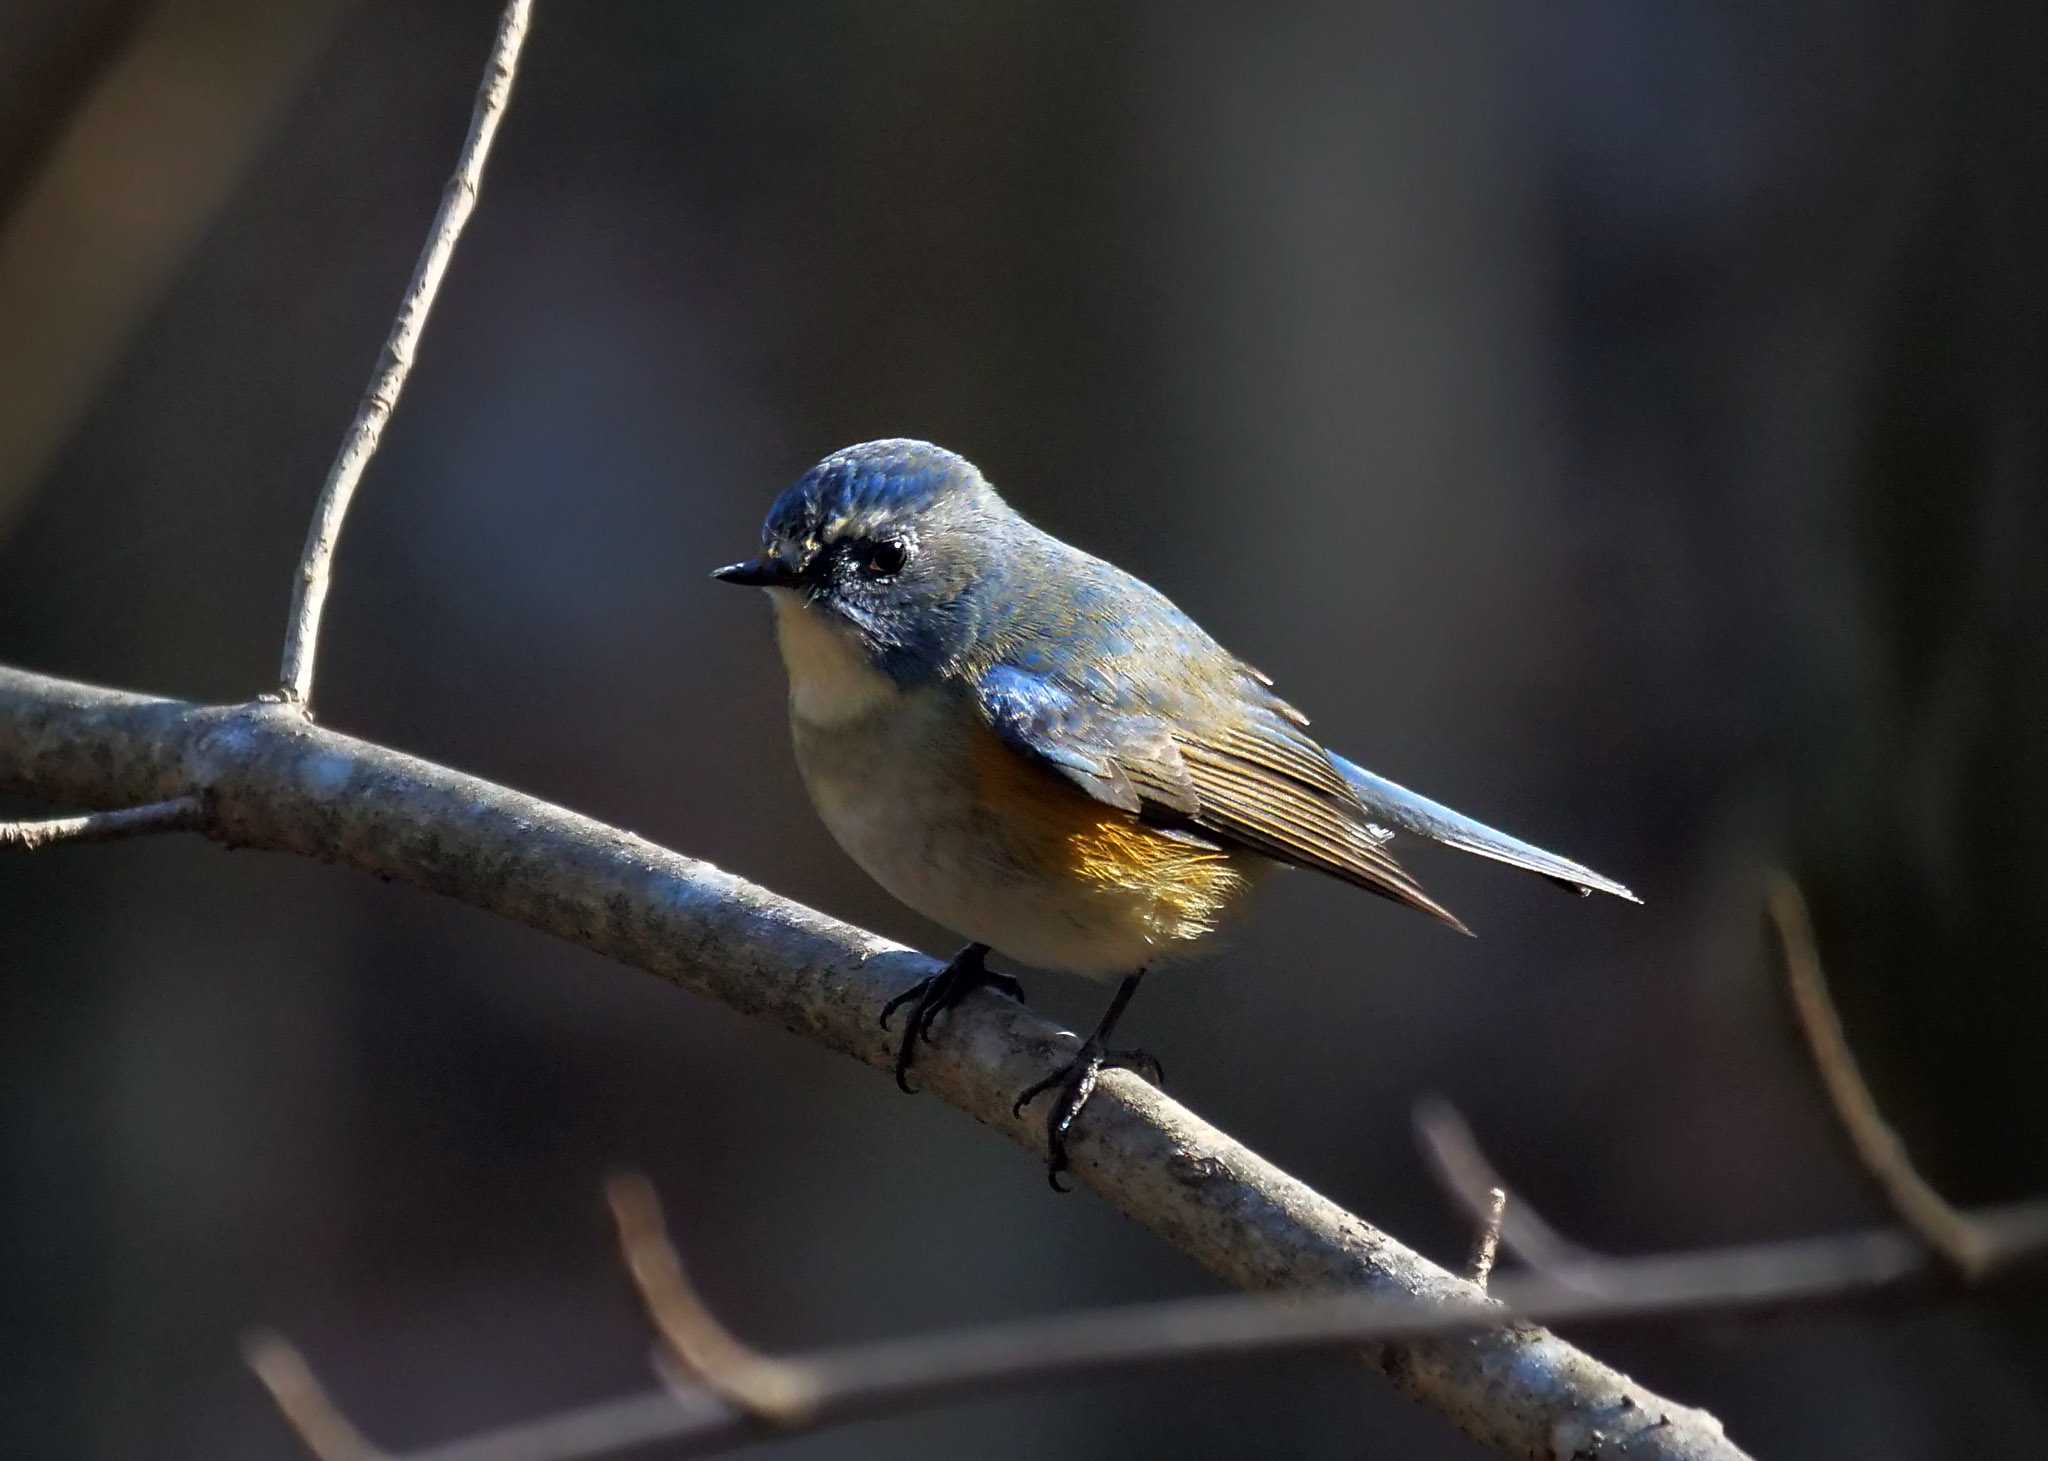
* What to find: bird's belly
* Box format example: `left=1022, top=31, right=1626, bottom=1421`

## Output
left=790, top=689, right=1260, bottom=977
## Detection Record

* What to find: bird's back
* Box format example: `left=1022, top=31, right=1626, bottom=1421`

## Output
left=949, top=523, right=1467, bottom=932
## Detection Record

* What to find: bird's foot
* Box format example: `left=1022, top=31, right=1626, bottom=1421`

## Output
left=1011, top=1041, right=1164, bottom=1192
left=879, top=943, right=1021, bottom=1094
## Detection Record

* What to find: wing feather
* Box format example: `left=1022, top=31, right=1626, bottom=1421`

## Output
left=975, top=663, right=1468, bottom=933
left=1176, top=740, right=1465, bottom=929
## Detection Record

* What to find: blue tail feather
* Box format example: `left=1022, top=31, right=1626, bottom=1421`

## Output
left=1327, top=754, right=1640, bottom=904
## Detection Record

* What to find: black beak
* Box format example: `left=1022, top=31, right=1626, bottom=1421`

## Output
left=711, top=555, right=797, bottom=588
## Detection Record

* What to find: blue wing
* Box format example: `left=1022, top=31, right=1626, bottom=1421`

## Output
left=974, top=662, right=1467, bottom=931
left=975, top=663, right=1197, bottom=818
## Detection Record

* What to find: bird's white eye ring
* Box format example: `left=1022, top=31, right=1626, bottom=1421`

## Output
left=862, top=538, right=908, bottom=578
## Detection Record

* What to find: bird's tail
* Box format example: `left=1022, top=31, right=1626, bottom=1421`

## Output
left=1327, top=753, right=1640, bottom=904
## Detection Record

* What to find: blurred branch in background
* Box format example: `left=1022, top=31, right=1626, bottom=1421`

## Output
left=238, top=1171, right=2048, bottom=1461
left=1417, top=877, right=2027, bottom=1295
left=0, top=1, right=146, bottom=209
left=1767, top=874, right=2000, bottom=1279
left=0, top=0, right=348, bottom=536
left=606, top=1174, right=817, bottom=1426
left=243, top=1333, right=381, bottom=1461
left=1415, top=1095, right=1615, bottom=1278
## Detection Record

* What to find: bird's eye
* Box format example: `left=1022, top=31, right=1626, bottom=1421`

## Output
left=861, top=538, right=908, bottom=579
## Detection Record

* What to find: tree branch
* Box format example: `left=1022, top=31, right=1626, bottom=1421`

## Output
left=1765, top=873, right=1998, bottom=1280
left=244, top=1329, right=382, bottom=1461
left=1467, top=1185, right=1507, bottom=1291
left=249, top=1191, right=2047, bottom=1461
left=1414, top=1095, right=1614, bottom=1278
left=0, top=792, right=202, bottom=850
left=0, top=661, right=1746, bottom=1460
left=605, top=1174, right=817, bottom=1425
left=275, top=0, right=531, bottom=708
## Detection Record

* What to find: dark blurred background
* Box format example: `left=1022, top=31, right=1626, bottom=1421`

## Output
left=4, top=2, right=2044, bottom=1456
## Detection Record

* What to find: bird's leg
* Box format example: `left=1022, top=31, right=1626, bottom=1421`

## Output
left=879, top=943, right=1023, bottom=1094
left=1011, top=970, right=1162, bottom=1191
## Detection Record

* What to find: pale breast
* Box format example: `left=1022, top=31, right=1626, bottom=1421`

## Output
left=768, top=588, right=900, bottom=725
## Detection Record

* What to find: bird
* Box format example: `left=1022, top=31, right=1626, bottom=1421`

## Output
left=715, top=439, right=1637, bottom=1188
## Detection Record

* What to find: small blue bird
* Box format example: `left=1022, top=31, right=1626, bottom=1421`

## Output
left=716, top=439, right=1636, bottom=1187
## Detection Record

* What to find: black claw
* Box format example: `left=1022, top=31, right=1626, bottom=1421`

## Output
left=1013, top=1040, right=1163, bottom=1190
left=1011, top=1068, right=1061, bottom=1119
left=881, top=974, right=941, bottom=1092
left=881, top=945, right=999, bottom=1095
left=879, top=979, right=928, bottom=1032
left=1007, top=971, right=1156, bottom=1188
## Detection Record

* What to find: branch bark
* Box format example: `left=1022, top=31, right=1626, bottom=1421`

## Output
left=1467, top=1185, right=1508, bottom=1291
left=0, top=661, right=1746, bottom=1460
left=0, top=792, right=202, bottom=850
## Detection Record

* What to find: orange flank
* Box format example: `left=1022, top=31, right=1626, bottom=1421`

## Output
left=968, top=719, right=1250, bottom=946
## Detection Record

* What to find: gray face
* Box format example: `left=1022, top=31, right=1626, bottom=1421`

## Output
left=713, top=439, right=1003, bottom=677
left=769, top=508, right=940, bottom=659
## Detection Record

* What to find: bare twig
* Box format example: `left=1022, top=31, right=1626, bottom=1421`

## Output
left=243, top=1329, right=384, bottom=1461
left=1413, top=1095, right=1612, bottom=1277
left=1765, top=873, right=1997, bottom=1280
left=275, top=0, right=532, bottom=708
left=0, top=792, right=202, bottom=850
left=0, top=664, right=1746, bottom=1460
left=245, top=1197, right=2048, bottom=1461
left=1467, top=1186, right=1507, bottom=1290
left=604, top=1174, right=818, bottom=1424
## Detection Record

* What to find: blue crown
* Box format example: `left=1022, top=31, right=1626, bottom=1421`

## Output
left=764, top=439, right=977, bottom=544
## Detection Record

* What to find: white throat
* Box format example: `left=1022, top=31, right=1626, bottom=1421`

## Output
left=767, top=589, right=901, bottom=725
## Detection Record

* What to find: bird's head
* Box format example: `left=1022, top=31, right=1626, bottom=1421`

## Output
left=714, top=439, right=1011, bottom=686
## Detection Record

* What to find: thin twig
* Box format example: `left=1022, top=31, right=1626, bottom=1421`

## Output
left=0, top=793, right=202, bottom=850
left=1413, top=1095, right=1613, bottom=1277
left=1467, top=1187, right=1506, bottom=1290
left=243, top=1329, right=385, bottom=1461
left=275, top=0, right=532, bottom=708
left=1765, top=873, right=1997, bottom=1279
left=604, top=1174, right=819, bottom=1424
left=244, top=1197, right=2048, bottom=1461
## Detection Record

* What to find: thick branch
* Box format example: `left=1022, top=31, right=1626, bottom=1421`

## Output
left=276, top=0, right=531, bottom=707
left=0, top=662, right=1745, bottom=1460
